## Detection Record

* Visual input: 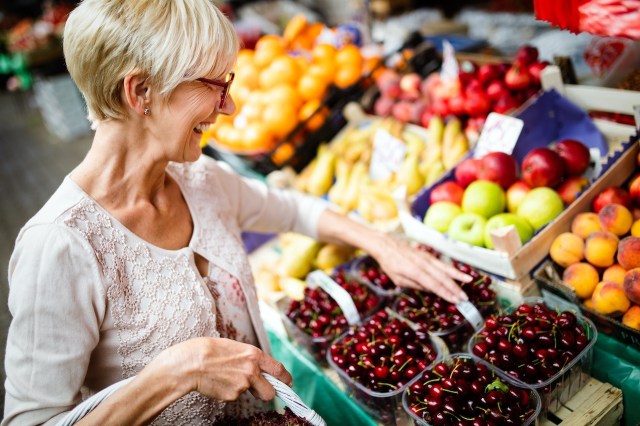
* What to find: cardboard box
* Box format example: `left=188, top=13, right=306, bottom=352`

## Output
left=401, top=89, right=638, bottom=281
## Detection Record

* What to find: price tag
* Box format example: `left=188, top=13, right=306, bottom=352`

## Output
left=456, top=300, right=484, bottom=331
left=307, top=270, right=361, bottom=326
left=473, top=112, right=524, bottom=158
left=369, top=128, right=407, bottom=182
left=440, top=40, right=459, bottom=81
left=634, top=105, right=640, bottom=130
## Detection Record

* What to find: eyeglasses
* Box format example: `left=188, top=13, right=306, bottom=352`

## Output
left=196, top=71, right=235, bottom=109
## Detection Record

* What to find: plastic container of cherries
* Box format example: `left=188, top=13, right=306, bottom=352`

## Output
left=327, top=309, right=446, bottom=426
left=402, top=353, right=541, bottom=425
left=349, top=255, right=404, bottom=298
left=278, top=268, right=384, bottom=366
left=467, top=297, right=597, bottom=416
left=392, top=260, right=497, bottom=352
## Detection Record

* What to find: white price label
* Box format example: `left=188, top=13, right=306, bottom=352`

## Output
left=473, top=112, right=524, bottom=158
left=440, top=40, right=459, bottom=82
left=369, top=128, right=407, bottom=182
left=634, top=105, right=640, bottom=130
left=456, top=300, right=484, bottom=331
left=307, top=270, right=361, bottom=326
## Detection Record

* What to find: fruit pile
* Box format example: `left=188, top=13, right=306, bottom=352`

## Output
left=328, top=310, right=439, bottom=394
left=404, top=355, right=539, bottom=425
left=470, top=301, right=591, bottom=389
left=295, top=114, right=470, bottom=226
left=422, top=138, right=593, bottom=249
left=394, top=261, right=496, bottom=350
left=549, top=172, right=640, bottom=331
left=352, top=256, right=399, bottom=296
left=204, top=15, right=376, bottom=160
left=284, top=269, right=381, bottom=362
left=372, top=45, right=547, bottom=140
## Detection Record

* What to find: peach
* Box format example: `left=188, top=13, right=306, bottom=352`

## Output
left=550, top=232, right=584, bottom=268
left=571, top=212, right=602, bottom=239
left=622, top=305, right=640, bottom=330
left=631, top=219, right=640, bottom=237
left=603, top=264, right=627, bottom=286
left=591, top=281, right=631, bottom=316
left=617, top=236, right=640, bottom=270
left=623, top=268, right=640, bottom=304
left=584, top=231, right=619, bottom=268
left=562, top=262, right=600, bottom=299
left=598, top=203, right=633, bottom=236
left=583, top=298, right=595, bottom=310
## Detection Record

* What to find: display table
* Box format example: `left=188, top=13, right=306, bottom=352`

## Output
left=267, top=326, right=637, bottom=425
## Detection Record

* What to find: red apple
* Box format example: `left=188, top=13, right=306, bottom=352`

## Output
left=506, top=180, right=531, bottom=213
left=374, top=96, right=394, bottom=116
left=592, top=187, right=632, bottom=213
left=477, top=64, right=500, bottom=84
left=528, top=61, right=549, bottom=84
left=464, top=91, right=490, bottom=117
left=430, top=181, right=465, bottom=206
left=628, top=173, right=640, bottom=205
left=477, top=151, right=518, bottom=189
left=447, top=95, right=465, bottom=116
left=557, top=176, right=590, bottom=205
left=521, top=147, right=565, bottom=188
left=505, top=63, right=532, bottom=90
left=492, top=94, right=518, bottom=114
left=454, top=158, right=481, bottom=188
left=515, top=45, right=539, bottom=66
left=400, top=73, right=422, bottom=97
left=486, top=80, right=509, bottom=102
left=420, top=108, right=435, bottom=128
left=552, top=139, right=591, bottom=176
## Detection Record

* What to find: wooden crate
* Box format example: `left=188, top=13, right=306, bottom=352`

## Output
left=541, top=376, right=624, bottom=426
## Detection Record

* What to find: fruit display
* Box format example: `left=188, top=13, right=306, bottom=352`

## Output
left=203, top=15, right=377, bottom=160
left=281, top=269, right=382, bottom=364
left=350, top=255, right=401, bottom=297
left=548, top=175, right=640, bottom=330
left=469, top=298, right=595, bottom=411
left=294, top=114, right=470, bottom=226
left=394, top=261, right=497, bottom=351
left=371, top=45, right=547, bottom=141
left=218, top=407, right=312, bottom=425
left=403, top=354, right=541, bottom=426
left=327, top=309, right=441, bottom=425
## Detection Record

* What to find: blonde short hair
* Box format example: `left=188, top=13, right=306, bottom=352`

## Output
left=63, top=0, right=239, bottom=126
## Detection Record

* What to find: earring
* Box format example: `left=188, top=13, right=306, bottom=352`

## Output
left=143, top=108, right=150, bottom=116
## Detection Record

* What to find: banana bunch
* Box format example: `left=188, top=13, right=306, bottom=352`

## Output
left=420, top=116, right=470, bottom=186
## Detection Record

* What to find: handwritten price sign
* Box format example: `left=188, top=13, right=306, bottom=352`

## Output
left=369, top=128, right=407, bottom=182
left=473, top=113, right=524, bottom=158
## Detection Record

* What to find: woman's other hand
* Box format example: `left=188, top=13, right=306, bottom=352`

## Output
left=143, top=337, right=292, bottom=402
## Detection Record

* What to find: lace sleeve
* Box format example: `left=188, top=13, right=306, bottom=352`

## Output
left=4, top=224, right=106, bottom=426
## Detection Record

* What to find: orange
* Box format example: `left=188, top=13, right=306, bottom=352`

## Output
left=236, top=49, right=255, bottom=68
left=225, top=127, right=243, bottom=150
left=259, top=66, right=282, bottom=89
left=335, top=44, right=363, bottom=69
left=307, top=62, right=335, bottom=84
left=299, top=99, right=328, bottom=131
left=269, top=84, right=302, bottom=109
left=229, top=84, right=252, bottom=109
left=334, top=63, right=361, bottom=88
left=271, top=142, right=295, bottom=165
left=243, top=122, right=275, bottom=151
left=283, top=15, right=308, bottom=44
left=238, top=101, right=263, bottom=123
left=262, top=103, right=298, bottom=139
left=312, top=43, right=337, bottom=63
left=268, top=55, right=301, bottom=86
left=253, top=35, right=286, bottom=69
left=297, top=73, right=328, bottom=101
left=234, top=62, right=261, bottom=90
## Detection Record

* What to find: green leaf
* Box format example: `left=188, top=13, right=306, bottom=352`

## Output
left=485, top=377, right=509, bottom=393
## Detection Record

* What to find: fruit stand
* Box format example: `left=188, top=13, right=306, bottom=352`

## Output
left=227, top=8, right=640, bottom=422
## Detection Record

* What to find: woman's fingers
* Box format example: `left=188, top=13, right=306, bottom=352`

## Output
left=248, top=373, right=276, bottom=401
left=258, top=356, right=293, bottom=387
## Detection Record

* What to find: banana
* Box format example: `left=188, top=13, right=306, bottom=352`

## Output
left=395, top=151, right=424, bottom=196
left=341, top=161, right=368, bottom=212
left=295, top=158, right=316, bottom=192
left=306, top=144, right=336, bottom=196
left=327, top=159, right=351, bottom=207
left=358, top=186, right=399, bottom=222
left=424, top=160, right=446, bottom=186
left=314, top=244, right=355, bottom=272
left=402, top=129, right=426, bottom=157
left=277, top=234, right=321, bottom=278
left=442, top=132, right=469, bottom=170
left=421, top=115, right=444, bottom=166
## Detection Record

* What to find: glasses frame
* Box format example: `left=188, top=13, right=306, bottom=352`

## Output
left=196, top=71, right=235, bottom=109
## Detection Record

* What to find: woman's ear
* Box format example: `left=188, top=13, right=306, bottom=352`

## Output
left=123, top=73, right=150, bottom=116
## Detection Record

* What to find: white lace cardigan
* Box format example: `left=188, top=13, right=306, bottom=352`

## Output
left=3, top=156, right=328, bottom=425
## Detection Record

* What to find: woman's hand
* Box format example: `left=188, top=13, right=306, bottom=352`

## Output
left=370, top=237, right=471, bottom=304
left=143, top=337, right=292, bottom=402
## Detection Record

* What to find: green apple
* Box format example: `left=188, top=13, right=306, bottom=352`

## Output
left=517, top=187, right=564, bottom=231
left=448, top=212, right=487, bottom=247
left=461, top=180, right=506, bottom=218
left=424, top=201, right=462, bottom=233
left=484, top=213, right=534, bottom=249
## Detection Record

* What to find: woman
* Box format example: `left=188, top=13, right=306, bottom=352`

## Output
left=3, top=1, right=469, bottom=424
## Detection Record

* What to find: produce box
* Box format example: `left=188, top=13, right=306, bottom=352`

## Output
left=468, top=297, right=598, bottom=417
left=400, top=89, right=638, bottom=280
left=402, top=353, right=541, bottom=426
left=326, top=310, right=445, bottom=426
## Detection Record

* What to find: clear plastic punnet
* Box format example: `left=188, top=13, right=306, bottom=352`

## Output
left=467, top=296, right=597, bottom=416
left=402, top=353, right=541, bottom=426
